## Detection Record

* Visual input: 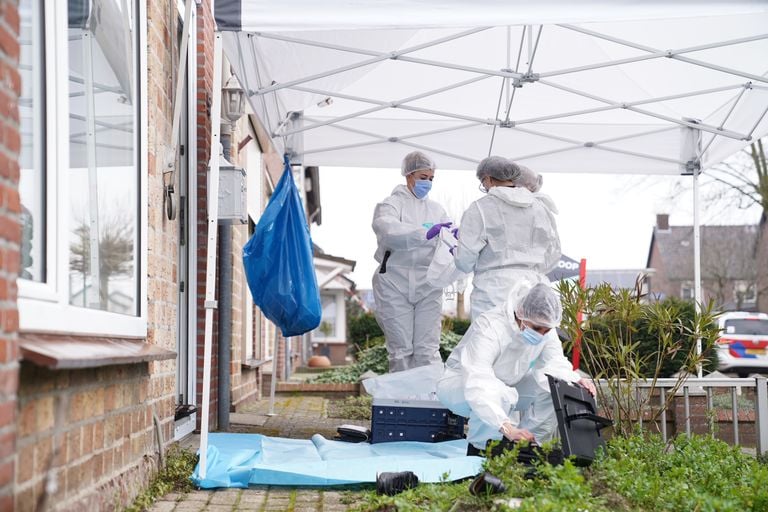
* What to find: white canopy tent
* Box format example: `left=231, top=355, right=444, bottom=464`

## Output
left=194, top=1, right=768, bottom=476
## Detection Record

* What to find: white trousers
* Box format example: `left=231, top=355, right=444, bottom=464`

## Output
left=373, top=267, right=443, bottom=372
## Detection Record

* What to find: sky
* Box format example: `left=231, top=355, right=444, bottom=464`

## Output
left=310, top=166, right=763, bottom=290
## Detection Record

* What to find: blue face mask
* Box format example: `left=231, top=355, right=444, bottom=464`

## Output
left=521, top=327, right=546, bottom=346
left=413, top=179, right=432, bottom=199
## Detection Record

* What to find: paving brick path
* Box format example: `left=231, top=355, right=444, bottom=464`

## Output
left=149, top=395, right=371, bottom=511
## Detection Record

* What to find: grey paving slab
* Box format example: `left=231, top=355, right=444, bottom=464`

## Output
left=147, top=501, right=177, bottom=512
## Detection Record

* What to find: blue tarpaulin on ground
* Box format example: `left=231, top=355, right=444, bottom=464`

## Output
left=243, top=156, right=321, bottom=337
left=191, top=433, right=483, bottom=488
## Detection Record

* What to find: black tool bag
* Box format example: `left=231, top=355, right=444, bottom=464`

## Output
left=334, top=424, right=371, bottom=443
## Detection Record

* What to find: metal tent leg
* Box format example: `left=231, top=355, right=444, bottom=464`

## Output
left=198, top=31, right=223, bottom=481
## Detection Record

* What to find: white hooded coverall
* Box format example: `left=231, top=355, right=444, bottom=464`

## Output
left=436, top=301, right=581, bottom=450
left=372, top=185, right=449, bottom=372
left=455, top=187, right=560, bottom=320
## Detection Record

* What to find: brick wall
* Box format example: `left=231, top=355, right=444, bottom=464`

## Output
left=227, top=124, right=260, bottom=409
left=15, top=364, right=157, bottom=511
left=195, top=0, right=219, bottom=430
left=13, top=0, right=181, bottom=509
left=145, top=0, right=180, bottom=446
left=0, top=1, right=20, bottom=509
left=758, top=215, right=768, bottom=314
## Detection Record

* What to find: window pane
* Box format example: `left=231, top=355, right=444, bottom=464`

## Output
left=315, top=295, right=337, bottom=338
left=67, top=0, right=138, bottom=314
left=19, top=0, right=45, bottom=281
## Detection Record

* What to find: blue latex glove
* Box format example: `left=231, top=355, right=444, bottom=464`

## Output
left=426, top=222, right=452, bottom=240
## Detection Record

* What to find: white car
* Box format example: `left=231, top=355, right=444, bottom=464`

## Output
left=716, top=312, right=768, bottom=377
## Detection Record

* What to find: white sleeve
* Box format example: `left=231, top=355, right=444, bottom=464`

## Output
left=459, top=318, right=514, bottom=430
left=454, top=202, right=485, bottom=273
left=539, top=205, right=561, bottom=273
left=534, top=335, right=581, bottom=383
left=372, top=201, right=431, bottom=251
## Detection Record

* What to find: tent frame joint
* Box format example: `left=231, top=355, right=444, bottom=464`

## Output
left=684, top=159, right=701, bottom=173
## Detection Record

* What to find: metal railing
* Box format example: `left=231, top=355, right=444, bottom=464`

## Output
left=599, top=376, right=768, bottom=455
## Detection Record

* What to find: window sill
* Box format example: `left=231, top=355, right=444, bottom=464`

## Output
left=242, top=357, right=272, bottom=370
left=19, top=332, right=176, bottom=370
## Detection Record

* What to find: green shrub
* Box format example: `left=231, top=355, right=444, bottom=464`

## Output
left=441, top=316, right=471, bottom=336
left=354, top=433, right=768, bottom=512
left=348, top=312, right=384, bottom=354
left=310, top=332, right=462, bottom=384
left=557, top=279, right=721, bottom=437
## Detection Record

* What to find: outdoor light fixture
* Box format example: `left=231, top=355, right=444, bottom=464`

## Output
left=222, top=74, right=246, bottom=126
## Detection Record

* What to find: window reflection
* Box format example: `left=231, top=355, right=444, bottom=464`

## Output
left=67, top=0, right=138, bottom=314
left=19, top=0, right=44, bottom=281
left=315, top=294, right=337, bottom=338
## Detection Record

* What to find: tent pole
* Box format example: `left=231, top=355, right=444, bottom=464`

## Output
left=267, top=330, right=279, bottom=416
left=198, top=31, right=224, bottom=481
left=693, top=163, right=703, bottom=378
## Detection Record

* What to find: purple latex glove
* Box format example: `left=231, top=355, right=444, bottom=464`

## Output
left=426, top=222, right=452, bottom=240
left=451, top=227, right=459, bottom=239
left=449, top=245, right=457, bottom=255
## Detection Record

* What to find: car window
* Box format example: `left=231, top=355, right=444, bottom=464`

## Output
left=724, top=319, right=768, bottom=336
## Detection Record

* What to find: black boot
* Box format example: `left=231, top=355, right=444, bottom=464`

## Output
left=469, top=472, right=507, bottom=496
left=376, top=471, right=419, bottom=496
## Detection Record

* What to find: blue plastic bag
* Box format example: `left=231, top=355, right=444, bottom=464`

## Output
left=243, top=158, right=321, bottom=336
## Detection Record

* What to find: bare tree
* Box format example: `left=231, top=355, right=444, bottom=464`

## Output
left=688, top=139, right=768, bottom=219
left=70, top=211, right=134, bottom=310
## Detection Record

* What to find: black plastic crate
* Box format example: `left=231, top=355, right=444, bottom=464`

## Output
left=370, top=398, right=465, bottom=443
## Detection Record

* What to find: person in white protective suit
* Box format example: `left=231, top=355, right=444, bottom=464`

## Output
left=436, top=282, right=596, bottom=455
left=372, top=151, right=451, bottom=372
left=454, top=156, right=561, bottom=320
left=515, top=164, right=559, bottom=215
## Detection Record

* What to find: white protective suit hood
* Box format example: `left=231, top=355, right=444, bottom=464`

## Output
left=487, top=186, right=535, bottom=207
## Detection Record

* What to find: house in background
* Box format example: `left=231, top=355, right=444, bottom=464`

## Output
left=585, top=269, right=652, bottom=295
left=758, top=215, right=768, bottom=313
left=310, top=247, right=356, bottom=365
left=646, top=214, right=765, bottom=312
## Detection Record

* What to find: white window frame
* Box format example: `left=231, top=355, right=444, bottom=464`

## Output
left=734, top=280, right=757, bottom=304
left=314, top=291, right=346, bottom=344
left=263, top=317, right=275, bottom=360
left=17, top=0, right=148, bottom=337
left=680, top=281, right=695, bottom=301
left=242, top=130, right=262, bottom=362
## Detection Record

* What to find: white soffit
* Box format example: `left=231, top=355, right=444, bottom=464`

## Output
left=218, top=2, right=768, bottom=174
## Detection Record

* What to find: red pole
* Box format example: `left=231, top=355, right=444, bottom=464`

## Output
left=572, top=258, right=587, bottom=370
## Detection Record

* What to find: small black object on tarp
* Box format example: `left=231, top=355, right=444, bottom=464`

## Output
left=334, top=424, right=371, bottom=443
left=547, top=374, right=612, bottom=466
left=376, top=471, right=419, bottom=496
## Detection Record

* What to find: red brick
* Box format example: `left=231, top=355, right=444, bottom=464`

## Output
left=0, top=494, right=11, bottom=512
left=0, top=430, right=13, bottom=460
left=4, top=4, right=20, bottom=34
left=0, top=400, right=16, bottom=427
left=66, top=427, right=81, bottom=464
left=16, top=442, right=33, bottom=483
left=0, top=459, right=11, bottom=487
